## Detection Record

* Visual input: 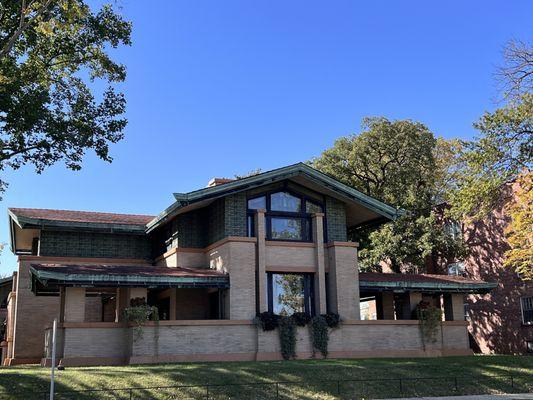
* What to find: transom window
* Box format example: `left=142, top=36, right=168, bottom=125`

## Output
left=267, top=273, right=315, bottom=316
left=521, top=297, right=533, bottom=325
left=247, top=190, right=324, bottom=242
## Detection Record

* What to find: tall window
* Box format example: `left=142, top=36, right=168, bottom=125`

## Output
left=521, top=297, right=533, bottom=324
left=247, top=190, right=324, bottom=242
left=267, top=273, right=315, bottom=315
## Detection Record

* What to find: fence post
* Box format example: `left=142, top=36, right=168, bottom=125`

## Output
left=129, top=388, right=133, bottom=400
left=399, top=378, right=403, bottom=394
left=454, top=377, right=458, bottom=392
left=276, top=382, right=279, bottom=399
left=205, top=385, right=209, bottom=400
left=510, top=375, right=514, bottom=389
left=337, top=380, right=341, bottom=395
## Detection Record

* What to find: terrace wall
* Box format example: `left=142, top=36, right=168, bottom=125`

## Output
left=44, top=320, right=471, bottom=366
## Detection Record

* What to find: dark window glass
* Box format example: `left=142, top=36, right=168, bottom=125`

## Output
left=521, top=297, right=533, bottom=324
left=268, top=273, right=314, bottom=316
left=247, top=215, right=254, bottom=237
left=271, top=217, right=307, bottom=240
left=270, top=192, right=301, bottom=212
left=306, top=201, right=323, bottom=214
left=248, top=196, right=266, bottom=210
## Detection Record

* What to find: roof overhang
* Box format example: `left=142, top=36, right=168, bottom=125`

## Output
left=359, top=273, right=497, bottom=294
left=29, top=264, right=229, bottom=295
left=147, top=163, right=402, bottom=233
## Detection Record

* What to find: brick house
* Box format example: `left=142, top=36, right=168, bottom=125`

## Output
left=428, top=184, right=533, bottom=355
left=2, top=163, right=495, bottom=366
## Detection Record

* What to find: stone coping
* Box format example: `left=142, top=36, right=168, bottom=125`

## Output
left=45, top=319, right=468, bottom=329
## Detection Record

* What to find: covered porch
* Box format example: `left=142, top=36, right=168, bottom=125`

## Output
left=358, top=273, right=497, bottom=321
left=30, top=263, right=230, bottom=323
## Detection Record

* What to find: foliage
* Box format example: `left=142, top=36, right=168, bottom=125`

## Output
left=0, top=0, right=132, bottom=195
left=321, top=313, right=340, bottom=328
left=255, top=311, right=280, bottom=331
left=124, top=297, right=159, bottom=341
left=309, top=315, right=329, bottom=358
left=504, top=172, right=533, bottom=280
left=312, top=117, right=467, bottom=272
left=291, top=312, right=312, bottom=327
left=278, top=316, right=297, bottom=360
left=416, top=301, right=442, bottom=348
left=447, top=94, right=532, bottom=221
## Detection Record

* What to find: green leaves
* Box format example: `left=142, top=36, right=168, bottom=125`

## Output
left=0, top=0, right=132, bottom=195
left=313, top=117, right=465, bottom=272
left=447, top=94, right=532, bottom=221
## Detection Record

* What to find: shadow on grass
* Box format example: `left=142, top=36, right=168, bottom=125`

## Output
left=0, top=356, right=531, bottom=399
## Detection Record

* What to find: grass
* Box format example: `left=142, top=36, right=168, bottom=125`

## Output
left=0, top=355, right=531, bottom=399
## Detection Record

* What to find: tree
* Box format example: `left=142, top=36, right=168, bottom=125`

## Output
left=0, top=0, right=131, bottom=194
left=447, top=40, right=532, bottom=221
left=504, top=172, right=533, bottom=280
left=497, top=39, right=533, bottom=100
left=312, top=117, right=466, bottom=272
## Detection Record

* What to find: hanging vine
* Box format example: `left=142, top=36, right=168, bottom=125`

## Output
left=124, top=297, right=159, bottom=341
left=279, top=316, right=297, bottom=360
left=310, top=315, right=329, bottom=358
left=416, top=301, right=443, bottom=349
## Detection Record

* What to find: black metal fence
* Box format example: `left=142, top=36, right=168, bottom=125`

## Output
left=3, top=374, right=532, bottom=400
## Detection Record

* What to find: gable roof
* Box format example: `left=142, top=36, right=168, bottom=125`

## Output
left=147, top=162, right=401, bottom=232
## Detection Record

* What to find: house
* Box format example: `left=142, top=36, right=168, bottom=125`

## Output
left=2, top=163, right=495, bottom=366
left=428, top=183, right=533, bottom=355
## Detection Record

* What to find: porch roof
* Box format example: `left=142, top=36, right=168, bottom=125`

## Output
left=29, top=263, right=229, bottom=291
left=359, top=272, right=497, bottom=294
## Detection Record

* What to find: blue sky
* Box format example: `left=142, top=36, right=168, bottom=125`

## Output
left=0, top=0, right=531, bottom=274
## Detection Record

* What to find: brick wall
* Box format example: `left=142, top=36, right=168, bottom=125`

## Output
left=325, top=197, right=347, bottom=242
left=40, top=230, right=151, bottom=260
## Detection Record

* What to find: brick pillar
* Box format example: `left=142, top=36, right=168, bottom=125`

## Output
left=443, top=293, right=465, bottom=321
left=327, top=242, right=360, bottom=320
left=255, top=209, right=267, bottom=313
left=312, top=213, right=327, bottom=314
left=169, top=289, right=177, bottom=320
left=130, top=288, right=147, bottom=302
left=64, top=287, right=86, bottom=322
left=381, top=292, right=396, bottom=320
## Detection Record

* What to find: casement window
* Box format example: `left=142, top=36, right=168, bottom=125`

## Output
left=447, top=262, right=466, bottom=276
left=246, top=190, right=324, bottom=242
left=267, top=273, right=315, bottom=316
left=520, top=297, right=533, bottom=325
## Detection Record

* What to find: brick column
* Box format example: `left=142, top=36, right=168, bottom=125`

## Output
left=312, top=213, right=327, bottom=314
left=443, top=293, right=465, bottom=321
left=255, top=209, right=267, bottom=313
left=381, top=292, right=396, bottom=320
left=169, top=289, right=177, bottom=320
left=130, top=288, right=148, bottom=302
left=64, top=287, right=86, bottom=322
left=327, top=242, right=360, bottom=320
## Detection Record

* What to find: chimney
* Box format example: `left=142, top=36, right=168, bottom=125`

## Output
left=207, top=178, right=235, bottom=187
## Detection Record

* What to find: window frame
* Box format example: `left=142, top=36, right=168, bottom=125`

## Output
left=520, top=296, right=533, bottom=325
left=246, top=187, right=325, bottom=243
left=266, top=272, right=315, bottom=316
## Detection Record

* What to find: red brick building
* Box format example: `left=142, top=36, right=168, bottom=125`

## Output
left=430, top=185, right=533, bottom=355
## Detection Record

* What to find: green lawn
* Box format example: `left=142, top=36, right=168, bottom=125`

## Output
left=0, top=356, right=531, bottom=399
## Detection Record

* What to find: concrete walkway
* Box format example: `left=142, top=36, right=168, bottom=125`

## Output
left=389, top=394, right=533, bottom=400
